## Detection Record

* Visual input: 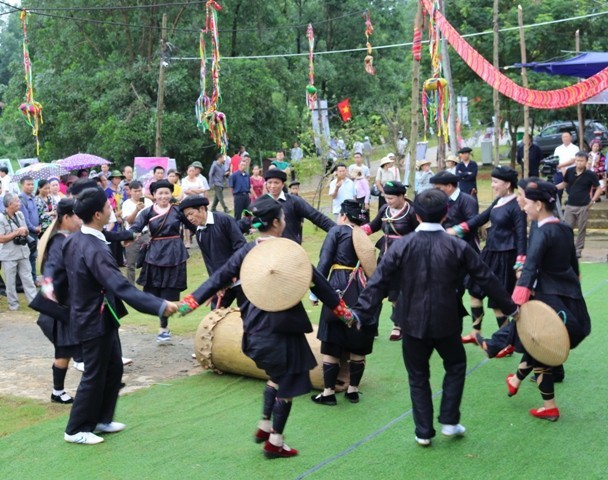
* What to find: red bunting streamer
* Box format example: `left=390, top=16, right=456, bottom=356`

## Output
left=306, top=24, right=317, bottom=109
left=195, top=1, right=228, bottom=153
left=412, top=27, right=422, bottom=62
left=19, top=10, right=43, bottom=155
left=363, top=10, right=375, bottom=75
left=420, top=0, right=608, bottom=109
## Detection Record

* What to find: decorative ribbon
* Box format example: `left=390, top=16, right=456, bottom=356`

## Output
left=306, top=23, right=317, bottom=109
left=420, top=0, right=608, bottom=109
left=363, top=10, right=375, bottom=75
left=19, top=10, right=43, bottom=155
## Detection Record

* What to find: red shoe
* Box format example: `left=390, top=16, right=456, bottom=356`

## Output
left=496, top=345, right=515, bottom=358
left=461, top=333, right=478, bottom=344
left=254, top=428, right=270, bottom=444
left=263, top=441, right=299, bottom=459
left=529, top=407, right=560, bottom=422
left=506, top=374, right=519, bottom=397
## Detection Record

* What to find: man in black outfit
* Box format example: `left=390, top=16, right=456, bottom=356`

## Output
left=179, top=195, right=247, bottom=308
left=516, top=135, right=543, bottom=177
left=264, top=169, right=335, bottom=244
left=557, top=151, right=602, bottom=258
left=353, top=189, right=517, bottom=447
left=53, top=188, right=178, bottom=445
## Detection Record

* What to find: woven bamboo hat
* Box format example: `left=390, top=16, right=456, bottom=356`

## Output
left=240, top=238, right=312, bottom=312
left=516, top=300, right=570, bottom=366
left=352, top=226, right=377, bottom=278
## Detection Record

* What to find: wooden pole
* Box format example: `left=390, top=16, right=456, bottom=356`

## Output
left=492, top=0, right=501, bottom=166
left=155, top=14, right=167, bottom=157
left=409, top=1, right=423, bottom=193
left=439, top=0, right=458, bottom=155
left=576, top=30, right=585, bottom=151
left=518, top=5, right=530, bottom=176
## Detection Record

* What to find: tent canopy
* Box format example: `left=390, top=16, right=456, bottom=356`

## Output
left=513, top=52, right=608, bottom=79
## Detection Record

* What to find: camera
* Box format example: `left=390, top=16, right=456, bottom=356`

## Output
left=540, top=155, right=560, bottom=182
left=13, top=236, right=27, bottom=246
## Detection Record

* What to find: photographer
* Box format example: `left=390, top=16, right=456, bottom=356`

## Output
left=0, top=193, right=37, bottom=310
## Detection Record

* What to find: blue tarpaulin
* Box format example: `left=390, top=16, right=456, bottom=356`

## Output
left=513, top=52, right=608, bottom=79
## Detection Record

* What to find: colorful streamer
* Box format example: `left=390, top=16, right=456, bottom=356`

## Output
left=306, top=23, right=317, bottom=109
left=195, top=1, right=228, bottom=153
left=19, top=10, right=43, bottom=155
left=421, top=1, right=449, bottom=142
left=412, top=27, right=422, bottom=62
left=420, top=0, right=608, bottom=109
left=363, top=10, right=375, bottom=75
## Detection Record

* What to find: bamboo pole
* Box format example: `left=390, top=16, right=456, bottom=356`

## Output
left=409, top=1, right=423, bottom=192
left=155, top=14, right=167, bottom=156
left=492, top=0, right=501, bottom=166
left=439, top=0, right=458, bottom=156
left=576, top=30, right=585, bottom=151
left=518, top=5, right=530, bottom=176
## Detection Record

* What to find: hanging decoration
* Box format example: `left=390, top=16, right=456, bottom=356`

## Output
left=412, top=26, right=422, bottom=62
left=306, top=23, right=317, bottom=109
left=19, top=10, right=43, bottom=155
left=363, top=10, right=375, bottom=75
left=421, top=1, right=449, bottom=142
left=195, top=1, right=228, bottom=153
left=420, top=0, right=608, bottom=109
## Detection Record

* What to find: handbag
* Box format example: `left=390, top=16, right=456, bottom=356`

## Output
left=29, top=291, right=70, bottom=324
left=135, top=207, right=171, bottom=269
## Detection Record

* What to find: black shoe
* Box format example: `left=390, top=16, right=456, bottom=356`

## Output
left=51, top=392, right=74, bottom=404
left=311, top=393, right=337, bottom=406
left=345, top=391, right=360, bottom=403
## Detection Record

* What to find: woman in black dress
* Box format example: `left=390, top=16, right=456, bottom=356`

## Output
left=176, top=195, right=354, bottom=459
left=311, top=200, right=376, bottom=406
left=449, top=167, right=526, bottom=343
left=507, top=180, right=591, bottom=421
left=129, top=180, right=189, bottom=343
left=361, top=181, right=418, bottom=341
left=37, top=199, right=82, bottom=404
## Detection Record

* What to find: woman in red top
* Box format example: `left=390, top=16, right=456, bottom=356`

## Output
left=250, top=164, right=265, bottom=201
left=588, top=139, right=606, bottom=197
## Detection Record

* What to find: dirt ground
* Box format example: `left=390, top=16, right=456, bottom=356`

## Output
left=0, top=311, right=201, bottom=402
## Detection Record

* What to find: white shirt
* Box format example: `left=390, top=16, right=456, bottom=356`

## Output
left=122, top=198, right=153, bottom=230
left=553, top=143, right=579, bottom=165
left=397, top=138, right=409, bottom=155
left=182, top=176, right=209, bottom=196
left=352, top=141, right=364, bottom=154
left=450, top=188, right=461, bottom=202
left=196, top=211, right=215, bottom=231
left=328, top=177, right=356, bottom=214
left=81, top=225, right=109, bottom=244
left=415, top=222, right=445, bottom=232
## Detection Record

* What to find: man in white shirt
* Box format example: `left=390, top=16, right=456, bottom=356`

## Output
left=352, top=139, right=364, bottom=155
left=348, top=152, right=370, bottom=179
left=328, top=163, right=356, bottom=220
left=121, top=180, right=153, bottom=284
left=553, top=132, right=579, bottom=168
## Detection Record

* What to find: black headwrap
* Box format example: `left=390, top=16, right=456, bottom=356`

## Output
left=524, top=180, right=557, bottom=205
left=56, top=198, right=75, bottom=218
left=340, top=199, right=366, bottom=226
left=251, top=195, right=283, bottom=231
left=264, top=169, right=287, bottom=182
left=150, top=180, right=174, bottom=195
left=517, top=176, right=541, bottom=190
left=74, top=188, right=108, bottom=220
left=430, top=171, right=460, bottom=185
left=491, top=166, right=518, bottom=188
left=383, top=181, right=407, bottom=196
left=178, top=195, right=209, bottom=211
left=69, top=179, right=99, bottom=197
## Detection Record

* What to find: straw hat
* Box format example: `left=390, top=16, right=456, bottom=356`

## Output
left=416, top=159, right=432, bottom=169
left=352, top=226, right=377, bottom=278
left=379, top=157, right=394, bottom=167
left=516, top=300, right=570, bottom=366
left=445, top=154, right=459, bottom=164
left=240, top=238, right=312, bottom=312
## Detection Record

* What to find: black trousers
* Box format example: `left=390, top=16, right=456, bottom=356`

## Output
left=402, top=334, right=466, bottom=439
left=65, top=329, right=123, bottom=435
left=233, top=192, right=250, bottom=220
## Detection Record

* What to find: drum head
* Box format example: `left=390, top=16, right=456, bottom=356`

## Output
left=240, top=238, right=312, bottom=312
left=517, top=300, right=570, bottom=366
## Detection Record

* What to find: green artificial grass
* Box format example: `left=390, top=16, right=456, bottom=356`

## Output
left=1, top=263, right=607, bottom=479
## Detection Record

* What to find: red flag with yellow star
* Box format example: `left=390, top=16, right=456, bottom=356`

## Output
left=337, top=98, right=352, bottom=122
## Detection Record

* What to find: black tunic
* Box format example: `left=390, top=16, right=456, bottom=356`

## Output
left=466, top=196, right=527, bottom=305
left=443, top=191, right=479, bottom=252
left=354, top=230, right=517, bottom=339
left=192, top=211, right=246, bottom=276
left=365, top=201, right=418, bottom=256
left=189, top=239, right=342, bottom=378
left=36, top=232, right=77, bottom=347
left=276, top=193, right=335, bottom=244
left=130, top=205, right=189, bottom=291
left=316, top=225, right=376, bottom=355
left=60, top=231, right=166, bottom=342
left=455, top=160, right=478, bottom=194
left=517, top=220, right=590, bottom=347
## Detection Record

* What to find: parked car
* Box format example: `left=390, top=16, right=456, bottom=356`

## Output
left=532, top=120, right=608, bottom=157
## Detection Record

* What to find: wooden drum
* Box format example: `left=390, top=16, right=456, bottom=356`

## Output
left=193, top=308, right=330, bottom=390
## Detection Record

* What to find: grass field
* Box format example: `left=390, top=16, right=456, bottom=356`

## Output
left=1, top=175, right=607, bottom=479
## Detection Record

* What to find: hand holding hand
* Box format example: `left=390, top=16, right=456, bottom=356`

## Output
left=164, top=302, right=179, bottom=316
left=177, top=294, right=200, bottom=316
